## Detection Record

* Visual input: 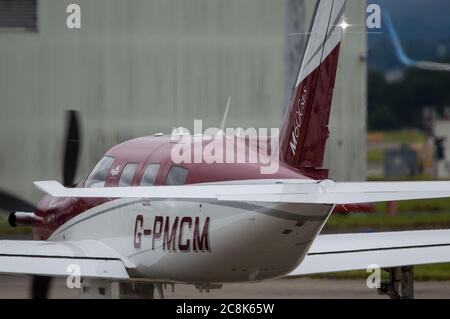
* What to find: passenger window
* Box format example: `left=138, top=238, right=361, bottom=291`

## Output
left=119, top=163, right=138, bottom=187
left=141, top=164, right=160, bottom=186
left=166, top=166, right=188, bottom=185
left=85, top=156, right=114, bottom=188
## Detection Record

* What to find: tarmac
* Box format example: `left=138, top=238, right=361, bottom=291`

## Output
left=0, top=276, right=448, bottom=299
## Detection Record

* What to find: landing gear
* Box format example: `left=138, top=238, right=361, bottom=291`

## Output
left=119, top=282, right=155, bottom=299
left=377, top=266, right=414, bottom=299
left=78, top=280, right=169, bottom=299
left=80, top=279, right=113, bottom=299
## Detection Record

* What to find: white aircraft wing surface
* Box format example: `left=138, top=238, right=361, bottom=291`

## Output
left=0, top=239, right=130, bottom=279
left=35, top=179, right=450, bottom=204
left=290, top=229, right=450, bottom=276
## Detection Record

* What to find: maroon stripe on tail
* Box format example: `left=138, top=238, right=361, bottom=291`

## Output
left=280, top=44, right=341, bottom=175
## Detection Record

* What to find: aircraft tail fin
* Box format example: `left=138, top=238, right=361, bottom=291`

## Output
left=383, top=11, right=413, bottom=67
left=279, top=0, right=346, bottom=177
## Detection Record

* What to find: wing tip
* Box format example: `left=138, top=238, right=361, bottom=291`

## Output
left=34, top=181, right=65, bottom=197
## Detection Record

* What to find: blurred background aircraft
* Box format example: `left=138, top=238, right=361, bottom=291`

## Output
left=383, top=11, right=450, bottom=72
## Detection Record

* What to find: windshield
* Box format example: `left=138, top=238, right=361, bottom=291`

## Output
left=85, top=156, right=114, bottom=188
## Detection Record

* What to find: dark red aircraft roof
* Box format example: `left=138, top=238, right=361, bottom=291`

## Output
left=105, top=135, right=309, bottom=185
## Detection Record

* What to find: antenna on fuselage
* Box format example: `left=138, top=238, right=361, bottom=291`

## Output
left=218, top=96, right=231, bottom=135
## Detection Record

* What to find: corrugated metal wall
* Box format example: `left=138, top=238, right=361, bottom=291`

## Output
left=0, top=0, right=366, bottom=203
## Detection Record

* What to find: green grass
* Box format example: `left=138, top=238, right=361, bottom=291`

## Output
left=367, top=174, right=439, bottom=182
left=0, top=217, right=31, bottom=236
left=308, top=263, right=450, bottom=281
left=367, top=149, right=384, bottom=163
left=325, top=211, right=450, bottom=231
left=374, top=199, right=450, bottom=214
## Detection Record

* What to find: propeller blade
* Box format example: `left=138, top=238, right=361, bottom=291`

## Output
left=31, top=276, right=52, bottom=299
left=0, top=190, right=36, bottom=213
left=63, top=110, right=81, bottom=187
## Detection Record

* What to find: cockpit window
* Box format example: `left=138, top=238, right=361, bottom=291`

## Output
left=85, top=156, right=114, bottom=188
left=141, top=164, right=160, bottom=186
left=119, top=163, right=137, bottom=187
left=166, top=166, right=188, bottom=185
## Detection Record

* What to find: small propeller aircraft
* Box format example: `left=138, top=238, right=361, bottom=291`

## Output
left=1, top=0, right=450, bottom=299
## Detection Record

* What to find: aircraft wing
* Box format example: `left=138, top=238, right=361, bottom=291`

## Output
left=412, top=61, right=450, bottom=72
left=290, top=229, right=450, bottom=276
left=0, top=239, right=130, bottom=279
left=35, top=179, right=450, bottom=204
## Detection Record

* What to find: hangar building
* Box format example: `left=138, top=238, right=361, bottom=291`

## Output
left=0, top=0, right=367, bottom=202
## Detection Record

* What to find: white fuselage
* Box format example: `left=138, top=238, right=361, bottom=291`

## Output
left=49, top=198, right=333, bottom=284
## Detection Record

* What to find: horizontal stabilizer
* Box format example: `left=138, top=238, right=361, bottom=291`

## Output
left=290, top=229, right=450, bottom=276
